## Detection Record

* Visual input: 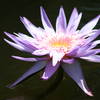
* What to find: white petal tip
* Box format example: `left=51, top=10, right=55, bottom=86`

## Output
left=81, top=79, right=94, bottom=97
left=20, top=17, right=26, bottom=22
left=41, top=76, right=48, bottom=80
left=20, top=16, right=23, bottom=20
left=40, top=6, right=43, bottom=9
left=41, top=72, right=48, bottom=80
left=40, top=6, right=44, bottom=13
left=60, top=6, right=64, bottom=10
left=4, top=31, right=8, bottom=34
left=86, top=91, right=94, bottom=97
left=73, top=8, right=78, bottom=12
left=11, top=56, right=21, bottom=60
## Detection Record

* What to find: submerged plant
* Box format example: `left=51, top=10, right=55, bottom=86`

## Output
left=4, top=7, right=100, bottom=96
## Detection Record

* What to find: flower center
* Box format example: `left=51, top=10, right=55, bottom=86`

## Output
left=51, top=42, right=67, bottom=48
left=48, top=34, right=76, bottom=53
left=41, top=33, right=83, bottom=54
left=50, top=38, right=68, bottom=48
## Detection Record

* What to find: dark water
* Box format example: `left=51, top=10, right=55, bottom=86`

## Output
left=0, top=0, right=100, bottom=100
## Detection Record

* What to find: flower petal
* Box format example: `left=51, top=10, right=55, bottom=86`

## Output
left=32, top=49, right=49, bottom=56
left=8, top=61, right=47, bottom=88
left=89, top=40, right=100, bottom=49
left=62, top=58, right=75, bottom=64
left=79, top=15, right=100, bottom=35
left=84, top=30, right=100, bottom=45
left=62, top=60, right=93, bottom=96
left=52, top=51, right=64, bottom=66
left=20, top=17, right=43, bottom=38
left=66, top=8, right=78, bottom=32
left=4, top=32, right=19, bottom=43
left=80, top=55, right=100, bottom=63
left=40, top=7, right=53, bottom=29
left=12, top=56, right=49, bottom=62
left=78, top=50, right=96, bottom=57
left=70, top=13, right=82, bottom=32
left=4, top=32, right=37, bottom=52
left=67, top=46, right=80, bottom=56
left=4, top=39, right=25, bottom=51
left=56, top=7, right=67, bottom=33
left=41, top=61, right=60, bottom=80
left=92, top=49, right=100, bottom=54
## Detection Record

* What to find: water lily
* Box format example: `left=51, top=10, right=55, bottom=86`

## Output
left=4, top=7, right=100, bottom=96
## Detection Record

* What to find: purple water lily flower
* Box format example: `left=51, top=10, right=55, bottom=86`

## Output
left=4, top=7, right=100, bottom=96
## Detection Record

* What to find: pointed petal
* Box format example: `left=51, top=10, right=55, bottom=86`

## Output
left=15, top=33, right=37, bottom=44
left=66, top=8, right=78, bottom=32
left=89, top=40, right=100, bottom=49
left=4, top=39, right=24, bottom=51
left=40, top=7, right=53, bottom=29
left=56, top=7, right=67, bottom=33
left=12, top=56, right=49, bottom=62
left=20, top=17, right=43, bottom=38
left=79, top=15, right=100, bottom=35
left=62, top=60, right=93, bottom=96
left=70, top=13, right=82, bottom=32
left=77, top=30, right=100, bottom=56
left=32, top=49, right=49, bottom=56
left=80, top=55, right=100, bottom=63
left=4, top=32, right=19, bottom=43
left=52, top=51, right=64, bottom=66
left=42, top=61, right=60, bottom=80
left=84, top=30, right=100, bottom=45
left=4, top=32, right=38, bottom=51
left=91, top=49, right=100, bottom=54
left=8, top=61, right=47, bottom=88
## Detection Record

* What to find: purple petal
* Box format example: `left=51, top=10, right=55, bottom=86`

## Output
left=32, top=49, right=49, bottom=56
left=79, top=15, right=100, bottom=35
left=62, top=60, right=93, bottom=96
left=4, top=39, right=25, bottom=51
left=67, top=46, right=80, bottom=56
left=4, top=32, right=19, bottom=43
left=20, top=17, right=43, bottom=38
left=4, top=33, right=37, bottom=53
left=92, top=49, right=100, bottom=54
left=77, top=45, right=96, bottom=57
left=8, top=61, right=47, bottom=88
left=66, top=8, right=78, bottom=32
left=76, top=43, right=94, bottom=57
left=89, top=40, right=100, bottom=49
left=4, top=32, right=27, bottom=51
left=80, top=55, right=100, bottom=63
left=62, top=58, right=75, bottom=64
left=78, top=50, right=96, bottom=57
left=12, top=56, right=49, bottom=62
left=15, top=38, right=37, bottom=52
left=70, top=13, right=82, bottom=32
left=84, top=30, right=100, bottom=45
left=41, top=61, right=60, bottom=80
left=56, top=7, right=67, bottom=33
left=40, top=7, right=53, bottom=29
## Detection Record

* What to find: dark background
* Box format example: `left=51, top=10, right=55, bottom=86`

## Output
left=0, top=0, right=100, bottom=100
